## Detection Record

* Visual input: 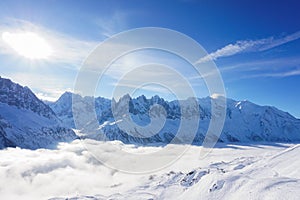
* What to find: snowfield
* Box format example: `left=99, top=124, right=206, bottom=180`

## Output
left=0, top=139, right=299, bottom=200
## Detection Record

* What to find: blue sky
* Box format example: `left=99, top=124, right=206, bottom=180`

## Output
left=0, top=0, right=300, bottom=117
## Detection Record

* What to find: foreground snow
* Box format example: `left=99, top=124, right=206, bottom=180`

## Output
left=0, top=140, right=299, bottom=200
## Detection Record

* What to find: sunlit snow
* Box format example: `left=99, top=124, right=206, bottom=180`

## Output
left=0, top=140, right=299, bottom=199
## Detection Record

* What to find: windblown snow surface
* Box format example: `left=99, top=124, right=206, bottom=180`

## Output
left=0, top=139, right=299, bottom=200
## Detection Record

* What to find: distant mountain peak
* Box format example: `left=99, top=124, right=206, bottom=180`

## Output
left=50, top=92, right=300, bottom=144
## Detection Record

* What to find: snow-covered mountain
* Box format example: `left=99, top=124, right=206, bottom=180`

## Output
left=49, top=92, right=300, bottom=144
left=46, top=142, right=300, bottom=200
left=0, top=77, right=77, bottom=149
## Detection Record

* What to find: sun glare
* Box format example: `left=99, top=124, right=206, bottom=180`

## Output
left=2, top=31, right=53, bottom=59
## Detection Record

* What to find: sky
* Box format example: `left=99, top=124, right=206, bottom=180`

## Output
left=0, top=0, right=300, bottom=117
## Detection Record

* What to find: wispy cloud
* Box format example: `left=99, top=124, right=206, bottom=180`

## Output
left=95, top=11, right=128, bottom=37
left=196, top=31, right=300, bottom=64
left=259, top=31, right=300, bottom=51
left=220, top=57, right=300, bottom=73
left=193, top=55, right=300, bottom=82
left=242, top=68, right=300, bottom=79
left=0, top=19, right=98, bottom=66
left=216, top=56, right=300, bottom=81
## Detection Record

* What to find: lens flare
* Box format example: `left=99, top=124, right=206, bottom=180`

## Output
left=2, top=31, right=53, bottom=59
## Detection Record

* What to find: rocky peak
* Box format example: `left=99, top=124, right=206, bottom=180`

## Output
left=0, top=77, right=56, bottom=120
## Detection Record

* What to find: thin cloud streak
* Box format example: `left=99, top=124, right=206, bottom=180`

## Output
left=244, top=68, right=300, bottom=79
left=259, top=31, right=300, bottom=51
left=191, top=57, right=300, bottom=83
left=196, top=31, right=300, bottom=64
left=95, top=11, right=128, bottom=38
left=220, top=57, right=300, bottom=73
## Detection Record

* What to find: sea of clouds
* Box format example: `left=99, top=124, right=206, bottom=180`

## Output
left=0, top=139, right=156, bottom=199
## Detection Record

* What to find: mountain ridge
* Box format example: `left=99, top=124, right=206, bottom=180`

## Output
left=49, top=91, right=300, bottom=144
left=1, top=75, right=299, bottom=149
left=0, top=77, right=77, bottom=149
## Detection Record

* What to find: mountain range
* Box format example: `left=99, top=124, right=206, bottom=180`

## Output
left=49, top=90, right=300, bottom=145
left=1, top=76, right=300, bottom=149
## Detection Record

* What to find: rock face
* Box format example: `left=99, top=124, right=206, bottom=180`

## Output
left=0, top=77, right=77, bottom=149
left=0, top=77, right=56, bottom=119
left=50, top=92, right=300, bottom=144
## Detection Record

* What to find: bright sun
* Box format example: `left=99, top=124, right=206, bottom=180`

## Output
left=2, top=31, right=53, bottom=59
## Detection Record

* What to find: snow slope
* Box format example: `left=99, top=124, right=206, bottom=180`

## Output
left=0, top=77, right=77, bottom=149
left=49, top=92, right=300, bottom=144
left=0, top=140, right=299, bottom=199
